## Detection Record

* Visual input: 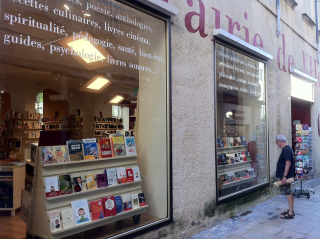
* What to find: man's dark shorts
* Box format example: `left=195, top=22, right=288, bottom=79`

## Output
left=280, top=183, right=292, bottom=195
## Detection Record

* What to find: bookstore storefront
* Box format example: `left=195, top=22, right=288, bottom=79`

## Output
left=0, top=0, right=171, bottom=239
left=214, top=40, right=269, bottom=203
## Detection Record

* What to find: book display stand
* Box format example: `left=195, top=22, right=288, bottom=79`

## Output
left=291, top=122, right=314, bottom=199
left=26, top=147, right=147, bottom=239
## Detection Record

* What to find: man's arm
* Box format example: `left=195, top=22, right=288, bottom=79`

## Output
left=282, top=160, right=291, bottom=184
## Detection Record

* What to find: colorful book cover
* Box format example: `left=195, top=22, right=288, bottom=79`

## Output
left=303, top=161, right=309, bottom=168
left=248, top=168, right=256, bottom=177
left=227, top=137, right=232, bottom=147
left=59, top=175, right=73, bottom=195
left=126, top=169, right=134, bottom=182
left=217, top=138, right=224, bottom=148
left=82, top=138, right=99, bottom=160
left=102, top=196, right=117, bottom=216
left=105, top=168, right=118, bottom=186
left=98, top=139, right=113, bottom=158
left=217, top=155, right=222, bottom=165
left=227, top=173, right=236, bottom=182
left=122, top=194, right=132, bottom=211
left=303, top=155, right=309, bottom=161
left=241, top=151, right=247, bottom=162
left=296, top=124, right=302, bottom=130
left=60, top=208, right=75, bottom=229
left=296, top=131, right=302, bottom=136
left=114, top=195, right=123, bottom=213
left=71, top=199, right=91, bottom=224
left=49, top=209, right=61, bottom=232
left=234, top=172, right=241, bottom=181
left=226, top=155, right=231, bottom=164
left=85, top=174, right=95, bottom=190
left=295, top=155, right=303, bottom=161
left=42, top=146, right=67, bottom=164
left=242, top=170, right=250, bottom=178
left=302, top=130, right=309, bottom=136
left=240, top=136, right=246, bottom=145
left=246, top=151, right=251, bottom=161
left=295, top=143, right=302, bottom=149
left=302, top=143, right=308, bottom=149
left=111, top=136, right=127, bottom=157
left=66, top=140, right=84, bottom=161
left=97, top=173, right=108, bottom=188
left=302, top=124, right=309, bottom=130
left=45, top=176, right=60, bottom=197
left=296, top=137, right=303, bottom=142
left=131, top=193, right=140, bottom=209
left=296, top=161, right=303, bottom=167
left=73, top=176, right=83, bottom=192
left=222, top=137, right=228, bottom=148
left=138, top=193, right=146, bottom=206
left=233, top=137, right=239, bottom=146
left=229, top=154, right=235, bottom=164
left=116, top=167, right=127, bottom=184
left=124, top=137, right=137, bottom=156
left=90, top=199, right=105, bottom=220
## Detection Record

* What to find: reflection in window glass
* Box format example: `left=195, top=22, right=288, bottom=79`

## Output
left=215, top=43, right=269, bottom=201
left=0, top=0, right=169, bottom=238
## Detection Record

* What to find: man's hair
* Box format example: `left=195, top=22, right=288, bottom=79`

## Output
left=276, top=135, right=286, bottom=142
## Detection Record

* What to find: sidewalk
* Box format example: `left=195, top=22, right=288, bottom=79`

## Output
left=191, top=177, right=320, bottom=239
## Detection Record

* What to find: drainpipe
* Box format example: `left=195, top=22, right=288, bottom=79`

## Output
left=277, top=0, right=281, bottom=36
left=316, top=0, right=319, bottom=64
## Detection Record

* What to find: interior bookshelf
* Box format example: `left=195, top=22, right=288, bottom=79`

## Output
left=93, top=119, right=123, bottom=137
left=26, top=147, right=146, bottom=239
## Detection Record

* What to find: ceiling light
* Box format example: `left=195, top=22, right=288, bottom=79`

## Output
left=110, top=96, right=124, bottom=104
left=64, top=4, right=70, bottom=10
left=67, top=39, right=106, bottom=63
left=87, top=77, right=109, bottom=90
left=84, top=13, right=91, bottom=17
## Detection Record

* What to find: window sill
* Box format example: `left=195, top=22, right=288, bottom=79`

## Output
left=284, top=0, right=298, bottom=9
left=302, top=13, right=316, bottom=28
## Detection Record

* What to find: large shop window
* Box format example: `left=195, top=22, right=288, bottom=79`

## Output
left=215, top=42, right=269, bottom=203
left=0, top=0, right=170, bottom=238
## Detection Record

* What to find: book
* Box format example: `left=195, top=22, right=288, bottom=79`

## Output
left=234, top=153, right=240, bottom=163
left=102, top=196, right=117, bottom=216
left=233, top=137, right=239, bottom=146
left=45, top=176, right=60, bottom=197
left=98, top=139, right=113, bottom=158
left=59, top=175, right=73, bottom=195
left=117, top=167, right=127, bottom=184
left=105, top=168, right=118, bottom=185
left=242, top=170, right=250, bottom=178
left=114, top=195, right=123, bottom=213
left=131, top=193, right=140, bottom=209
left=296, top=131, right=302, bottom=136
left=234, top=172, right=241, bottom=181
left=30, top=143, right=38, bottom=162
left=303, top=155, right=309, bottom=161
left=302, top=130, right=309, bottom=136
left=227, top=137, right=232, bottom=147
left=60, top=208, right=75, bottom=229
left=71, top=199, right=91, bottom=224
left=221, top=154, right=228, bottom=165
left=241, top=151, right=247, bottom=162
left=240, top=136, right=246, bottom=145
left=227, top=173, right=236, bottom=182
left=246, top=151, right=251, bottom=161
left=73, top=176, right=83, bottom=192
left=217, top=155, right=222, bottom=165
left=228, top=154, right=235, bottom=164
left=248, top=168, right=256, bottom=177
left=85, top=174, right=95, bottom=190
left=296, top=161, right=303, bottom=167
left=122, top=194, right=132, bottom=211
left=82, top=138, right=99, bottom=160
left=296, top=137, right=303, bottom=142
left=111, top=136, right=127, bottom=157
left=124, top=136, right=137, bottom=155
left=226, top=155, right=231, bottom=164
left=296, top=124, right=302, bottom=130
left=302, top=124, right=309, bottom=130
left=138, top=193, right=146, bottom=206
left=217, top=138, right=224, bottom=148
left=66, top=140, right=84, bottom=161
left=49, top=209, right=61, bottom=232
left=97, top=173, right=108, bottom=188
left=90, top=199, right=105, bottom=220
left=222, top=137, right=228, bottom=148
left=126, top=169, right=134, bottom=182
left=295, top=155, right=303, bottom=161
left=42, top=146, right=67, bottom=164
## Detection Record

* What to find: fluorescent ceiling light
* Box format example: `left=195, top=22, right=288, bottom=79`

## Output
left=110, top=96, right=124, bottom=104
left=84, top=13, right=91, bottom=16
left=67, top=39, right=106, bottom=63
left=64, top=4, right=70, bottom=10
left=87, top=77, right=109, bottom=90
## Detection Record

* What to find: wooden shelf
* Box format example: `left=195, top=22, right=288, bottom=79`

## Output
left=46, top=180, right=143, bottom=201
left=129, top=115, right=137, bottom=118
left=0, top=179, right=13, bottom=181
left=44, top=128, right=79, bottom=131
left=23, top=119, right=41, bottom=122
left=24, top=138, right=39, bottom=140
left=94, top=129, right=119, bottom=131
left=94, top=122, right=122, bottom=124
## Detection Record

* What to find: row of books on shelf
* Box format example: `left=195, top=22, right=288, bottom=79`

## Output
left=49, top=193, right=146, bottom=232
left=294, top=149, right=309, bottom=156
left=218, top=151, right=251, bottom=166
left=43, top=122, right=79, bottom=130
left=42, top=115, right=81, bottom=122
left=94, top=124, right=123, bottom=129
left=295, top=161, right=310, bottom=168
left=24, top=121, right=41, bottom=129
left=293, top=136, right=309, bottom=143
left=0, top=140, right=21, bottom=149
left=45, top=167, right=141, bottom=197
left=294, top=124, right=309, bottom=130
left=295, top=155, right=310, bottom=161
left=94, top=117, right=122, bottom=123
left=0, top=187, right=13, bottom=195
left=1, top=120, right=23, bottom=129
left=0, top=151, right=16, bottom=159
left=5, top=110, right=24, bottom=119
left=217, top=136, right=246, bottom=148
left=40, top=135, right=137, bottom=164
left=292, top=131, right=309, bottom=137
left=294, top=143, right=309, bottom=150
left=220, top=168, right=256, bottom=185
left=6, top=111, right=42, bottom=120
left=25, top=131, right=40, bottom=138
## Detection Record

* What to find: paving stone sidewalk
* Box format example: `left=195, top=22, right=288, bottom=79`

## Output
left=191, top=177, right=320, bottom=239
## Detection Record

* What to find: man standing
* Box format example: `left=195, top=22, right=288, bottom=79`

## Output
left=276, top=135, right=295, bottom=219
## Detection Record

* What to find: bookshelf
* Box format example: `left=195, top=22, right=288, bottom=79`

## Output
left=93, top=120, right=123, bottom=137
left=26, top=147, right=146, bottom=239
left=0, top=165, right=25, bottom=216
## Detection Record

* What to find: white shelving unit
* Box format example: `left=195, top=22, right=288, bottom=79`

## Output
left=26, top=147, right=146, bottom=239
